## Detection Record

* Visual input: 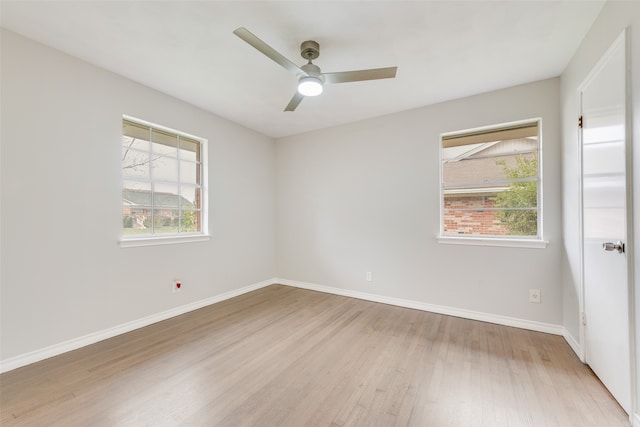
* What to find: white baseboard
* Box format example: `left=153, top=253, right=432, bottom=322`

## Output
left=0, top=278, right=275, bottom=374
left=562, top=329, right=583, bottom=360
left=0, top=277, right=574, bottom=374
left=275, top=278, right=564, bottom=336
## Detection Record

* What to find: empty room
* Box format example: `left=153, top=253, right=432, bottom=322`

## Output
left=1, top=1, right=640, bottom=426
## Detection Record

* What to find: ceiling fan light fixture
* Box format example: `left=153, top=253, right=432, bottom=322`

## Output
left=233, top=28, right=397, bottom=111
left=298, top=76, right=323, bottom=96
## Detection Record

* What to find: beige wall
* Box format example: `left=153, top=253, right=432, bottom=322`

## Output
left=276, top=78, right=562, bottom=325
left=0, top=30, right=277, bottom=361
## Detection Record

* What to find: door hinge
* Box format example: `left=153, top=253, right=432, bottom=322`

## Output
left=581, top=312, right=587, bottom=326
left=578, top=115, right=583, bottom=129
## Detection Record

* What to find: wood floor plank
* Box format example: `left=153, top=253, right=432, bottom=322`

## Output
left=0, top=285, right=630, bottom=426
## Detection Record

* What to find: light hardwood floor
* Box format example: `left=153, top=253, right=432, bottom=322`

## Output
left=0, top=285, right=630, bottom=426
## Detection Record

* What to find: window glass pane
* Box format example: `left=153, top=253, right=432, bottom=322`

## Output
left=444, top=194, right=497, bottom=210
left=151, top=156, right=178, bottom=182
left=123, top=180, right=152, bottom=206
left=153, top=183, right=180, bottom=208
left=179, top=185, right=199, bottom=206
left=180, top=210, right=200, bottom=232
left=179, top=148, right=197, bottom=162
left=152, top=129, right=178, bottom=157
left=442, top=123, right=538, bottom=148
left=122, top=149, right=150, bottom=178
left=153, top=209, right=179, bottom=234
left=122, top=207, right=152, bottom=235
left=443, top=208, right=508, bottom=236
left=442, top=141, right=538, bottom=185
left=494, top=182, right=538, bottom=209
left=122, top=135, right=150, bottom=152
left=443, top=208, right=537, bottom=237
left=495, top=209, right=538, bottom=237
left=180, top=160, right=199, bottom=186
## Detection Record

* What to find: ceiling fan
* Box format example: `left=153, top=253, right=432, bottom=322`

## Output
left=233, top=27, right=398, bottom=112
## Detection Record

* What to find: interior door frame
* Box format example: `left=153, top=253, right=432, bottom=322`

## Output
left=576, top=27, right=636, bottom=419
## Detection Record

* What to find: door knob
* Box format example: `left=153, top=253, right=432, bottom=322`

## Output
left=602, top=241, right=625, bottom=253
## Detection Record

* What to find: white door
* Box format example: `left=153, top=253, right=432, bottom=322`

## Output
left=581, top=30, right=631, bottom=415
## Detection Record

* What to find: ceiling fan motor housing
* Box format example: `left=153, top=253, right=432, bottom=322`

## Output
left=300, top=40, right=320, bottom=60
left=301, top=62, right=323, bottom=79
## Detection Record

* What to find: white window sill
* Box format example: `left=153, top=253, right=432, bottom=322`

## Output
left=120, top=234, right=210, bottom=248
left=436, top=235, right=548, bottom=249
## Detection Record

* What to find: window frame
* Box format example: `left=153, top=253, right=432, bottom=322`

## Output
left=119, top=115, right=209, bottom=248
left=437, top=118, right=547, bottom=249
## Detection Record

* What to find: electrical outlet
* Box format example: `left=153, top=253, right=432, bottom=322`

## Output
left=173, top=279, right=182, bottom=293
left=366, top=272, right=373, bottom=282
left=529, top=289, right=541, bottom=303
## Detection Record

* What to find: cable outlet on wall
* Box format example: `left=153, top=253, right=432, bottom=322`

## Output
left=173, top=279, right=182, bottom=293
left=366, top=272, right=373, bottom=282
left=529, top=289, right=541, bottom=303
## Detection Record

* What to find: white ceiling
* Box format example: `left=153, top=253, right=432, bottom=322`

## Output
left=1, top=1, right=605, bottom=138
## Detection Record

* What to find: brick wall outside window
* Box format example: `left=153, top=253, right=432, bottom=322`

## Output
left=443, top=193, right=509, bottom=236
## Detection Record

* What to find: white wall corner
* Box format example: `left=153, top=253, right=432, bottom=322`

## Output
left=0, top=278, right=278, bottom=374
left=634, top=411, right=640, bottom=427
left=562, top=328, right=583, bottom=361
left=274, top=278, right=564, bottom=336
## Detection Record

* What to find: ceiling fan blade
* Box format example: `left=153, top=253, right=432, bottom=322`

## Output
left=323, top=66, right=397, bottom=84
left=233, top=27, right=306, bottom=76
left=284, top=92, right=305, bottom=112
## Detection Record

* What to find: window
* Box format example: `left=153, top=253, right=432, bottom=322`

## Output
left=121, top=117, right=207, bottom=246
left=439, top=120, right=543, bottom=246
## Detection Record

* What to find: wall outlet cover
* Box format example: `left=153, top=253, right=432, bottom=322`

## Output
left=529, top=289, right=541, bottom=303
